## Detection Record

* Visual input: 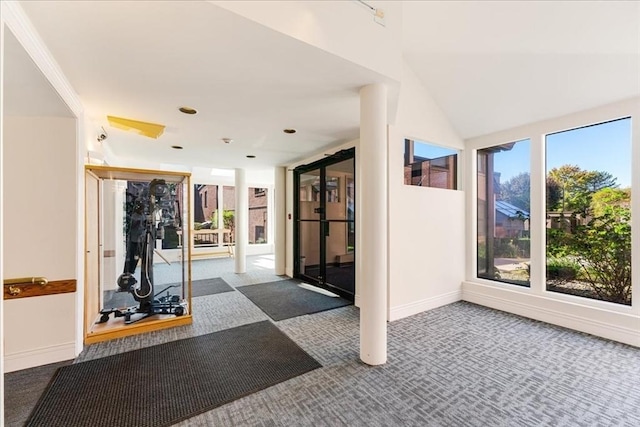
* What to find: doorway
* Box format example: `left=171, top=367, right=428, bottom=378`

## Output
left=294, top=149, right=355, bottom=300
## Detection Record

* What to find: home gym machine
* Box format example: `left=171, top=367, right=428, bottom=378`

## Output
left=98, top=178, right=187, bottom=324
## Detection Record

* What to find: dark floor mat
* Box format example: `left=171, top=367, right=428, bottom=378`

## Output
left=189, top=277, right=234, bottom=297
left=26, top=321, right=321, bottom=427
left=304, top=265, right=355, bottom=294
left=4, top=360, right=73, bottom=427
left=237, top=279, right=352, bottom=321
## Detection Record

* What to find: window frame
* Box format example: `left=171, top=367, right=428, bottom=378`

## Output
left=404, top=138, right=460, bottom=190
left=466, top=109, right=637, bottom=314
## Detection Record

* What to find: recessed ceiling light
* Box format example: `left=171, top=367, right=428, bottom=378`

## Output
left=283, top=128, right=297, bottom=134
left=171, top=145, right=183, bottom=150
left=246, top=155, right=256, bottom=159
left=178, top=106, right=198, bottom=115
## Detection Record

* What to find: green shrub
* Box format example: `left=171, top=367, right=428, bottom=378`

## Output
left=568, top=205, right=631, bottom=305
left=546, top=228, right=571, bottom=258
left=546, top=257, right=580, bottom=281
left=494, top=238, right=518, bottom=258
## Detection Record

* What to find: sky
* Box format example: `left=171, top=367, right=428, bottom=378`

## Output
left=414, top=142, right=458, bottom=160
left=494, top=117, right=632, bottom=188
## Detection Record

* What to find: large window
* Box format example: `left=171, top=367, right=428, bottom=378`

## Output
left=249, top=187, right=268, bottom=244
left=193, top=184, right=222, bottom=247
left=404, top=139, right=458, bottom=189
left=477, top=139, right=531, bottom=286
left=545, top=118, right=632, bottom=305
left=191, top=184, right=269, bottom=246
left=223, top=186, right=235, bottom=243
left=194, top=184, right=218, bottom=226
left=220, top=186, right=269, bottom=244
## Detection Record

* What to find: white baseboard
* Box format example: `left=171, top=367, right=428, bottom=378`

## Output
left=462, top=283, right=640, bottom=347
left=389, top=290, right=462, bottom=322
left=4, top=342, right=76, bottom=373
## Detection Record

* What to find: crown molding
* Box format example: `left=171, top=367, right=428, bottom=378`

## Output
left=2, top=0, right=84, bottom=117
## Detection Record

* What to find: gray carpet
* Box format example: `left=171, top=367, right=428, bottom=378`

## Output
left=26, top=321, right=321, bottom=427
left=177, top=302, right=640, bottom=427
left=7, top=301, right=640, bottom=426
left=7, top=256, right=640, bottom=426
left=237, top=279, right=352, bottom=321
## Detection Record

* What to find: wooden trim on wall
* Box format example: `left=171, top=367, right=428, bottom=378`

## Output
left=4, top=279, right=76, bottom=300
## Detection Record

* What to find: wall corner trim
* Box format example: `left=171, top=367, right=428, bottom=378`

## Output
left=2, top=0, right=84, bottom=116
left=462, top=281, right=640, bottom=348
left=4, top=342, right=76, bottom=373
left=389, top=290, right=462, bottom=322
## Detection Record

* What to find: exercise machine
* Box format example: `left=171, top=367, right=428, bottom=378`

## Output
left=98, top=179, right=187, bottom=324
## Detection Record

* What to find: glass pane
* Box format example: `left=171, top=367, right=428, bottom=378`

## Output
left=404, top=139, right=458, bottom=189
left=346, top=177, right=355, bottom=253
left=299, top=221, right=320, bottom=281
left=326, top=176, right=340, bottom=203
left=249, top=187, right=268, bottom=244
left=325, top=159, right=354, bottom=220
left=545, top=118, right=632, bottom=305
left=477, top=139, right=531, bottom=286
left=223, top=186, right=235, bottom=243
left=324, top=221, right=355, bottom=295
left=193, top=184, right=220, bottom=247
left=299, top=169, right=321, bottom=220
left=100, top=177, right=188, bottom=321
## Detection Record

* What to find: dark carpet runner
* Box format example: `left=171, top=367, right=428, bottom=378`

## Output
left=26, top=321, right=320, bottom=427
left=237, top=279, right=351, bottom=321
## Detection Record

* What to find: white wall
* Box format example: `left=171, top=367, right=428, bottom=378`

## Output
left=283, top=60, right=466, bottom=319
left=1, top=2, right=86, bottom=379
left=3, top=116, right=78, bottom=371
left=463, top=97, right=640, bottom=347
left=211, top=0, right=403, bottom=83
left=0, top=19, right=6, bottom=417
left=386, top=62, right=466, bottom=320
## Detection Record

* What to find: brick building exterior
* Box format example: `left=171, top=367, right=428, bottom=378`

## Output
left=194, top=184, right=268, bottom=244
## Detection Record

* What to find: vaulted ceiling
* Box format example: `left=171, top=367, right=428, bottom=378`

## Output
left=403, top=1, right=640, bottom=138
left=7, top=1, right=640, bottom=170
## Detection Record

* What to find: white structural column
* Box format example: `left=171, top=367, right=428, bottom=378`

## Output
left=234, top=168, right=248, bottom=273
left=216, top=185, right=224, bottom=230
left=359, top=83, right=388, bottom=365
left=274, top=167, right=286, bottom=275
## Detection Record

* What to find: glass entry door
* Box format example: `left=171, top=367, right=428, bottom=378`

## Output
left=294, top=149, right=355, bottom=300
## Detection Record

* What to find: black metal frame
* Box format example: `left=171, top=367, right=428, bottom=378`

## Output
left=293, top=148, right=355, bottom=301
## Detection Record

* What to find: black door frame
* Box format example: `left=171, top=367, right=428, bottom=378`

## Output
left=293, top=148, right=355, bottom=301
